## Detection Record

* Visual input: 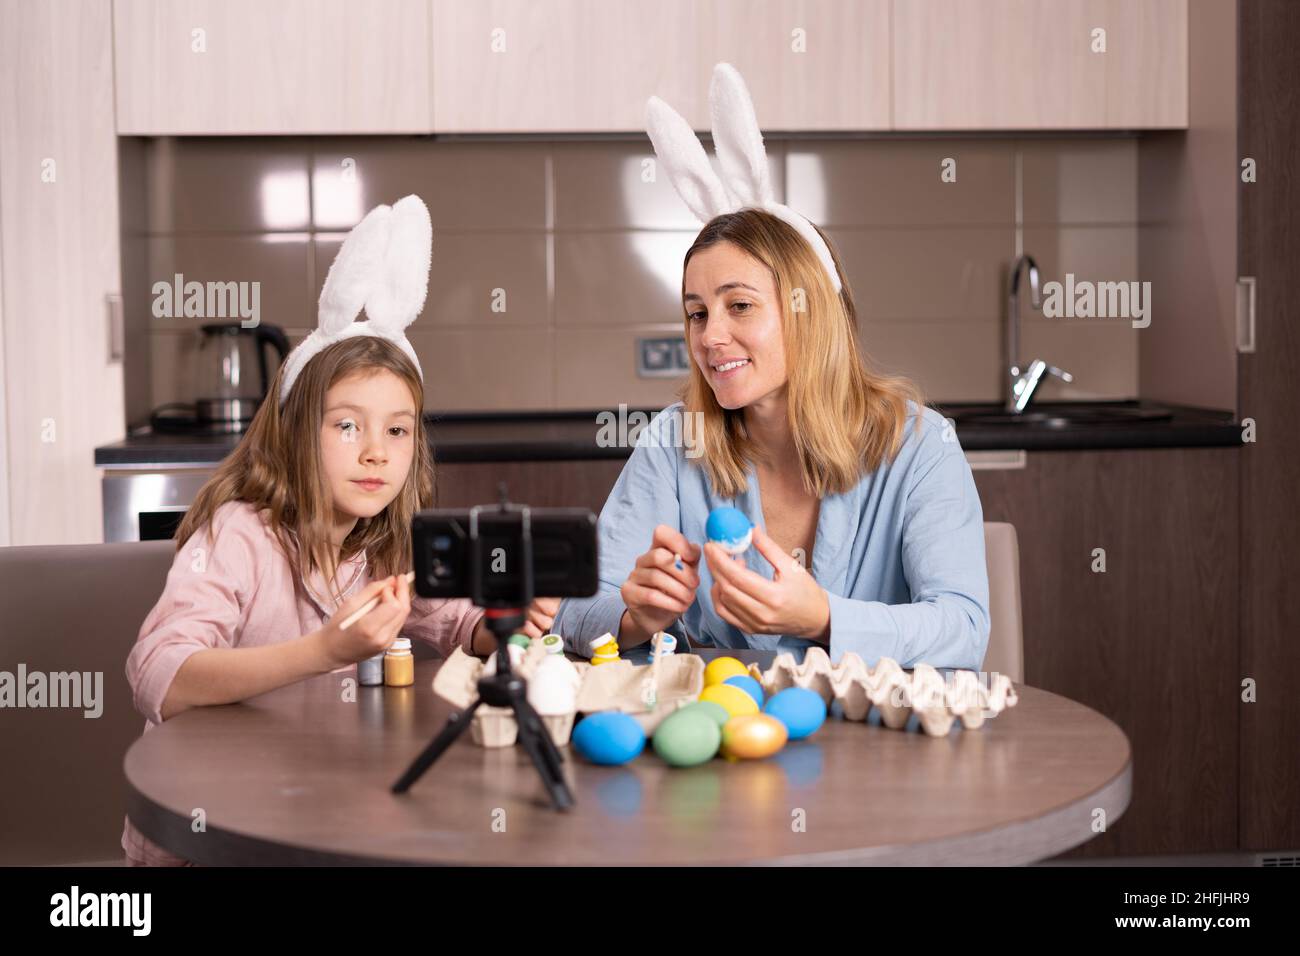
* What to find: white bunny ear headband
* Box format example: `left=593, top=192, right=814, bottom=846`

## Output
left=279, top=193, right=432, bottom=405
left=646, top=62, right=843, bottom=294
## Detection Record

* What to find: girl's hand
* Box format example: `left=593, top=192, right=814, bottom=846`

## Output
left=621, top=524, right=701, bottom=638
left=318, top=575, right=411, bottom=669
left=519, top=596, right=561, bottom=639
left=469, top=596, right=562, bottom=654
left=704, top=525, right=830, bottom=641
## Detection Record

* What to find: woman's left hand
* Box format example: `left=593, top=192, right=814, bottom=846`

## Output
left=704, top=526, right=831, bottom=642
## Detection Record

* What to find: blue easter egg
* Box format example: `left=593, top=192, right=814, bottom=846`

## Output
left=706, top=507, right=753, bottom=553
left=763, top=687, right=827, bottom=741
left=724, top=674, right=765, bottom=708
left=572, top=711, right=646, bottom=766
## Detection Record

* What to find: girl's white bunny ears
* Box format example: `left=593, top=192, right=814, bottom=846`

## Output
left=278, top=193, right=432, bottom=404
left=645, top=62, right=843, bottom=294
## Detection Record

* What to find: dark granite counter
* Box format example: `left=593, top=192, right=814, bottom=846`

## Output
left=94, top=401, right=1241, bottom=469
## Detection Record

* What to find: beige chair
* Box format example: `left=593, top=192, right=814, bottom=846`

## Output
left=0, top=539, right=176, bottom=865
left=982, top=521, right=1024, bottom=684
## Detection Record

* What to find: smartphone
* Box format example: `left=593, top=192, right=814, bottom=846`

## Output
left=412, top=506, right=598, bottom=607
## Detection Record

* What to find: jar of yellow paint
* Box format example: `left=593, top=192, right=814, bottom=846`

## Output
left=384, top=638, right=414, bottom=686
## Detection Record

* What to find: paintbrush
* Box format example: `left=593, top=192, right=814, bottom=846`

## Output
left=337, top=571, right=415, bottom=630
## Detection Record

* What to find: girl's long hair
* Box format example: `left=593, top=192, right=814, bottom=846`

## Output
left=174, top=335, right=434, bottom=604
left=681, top=208, right=924, bottom=499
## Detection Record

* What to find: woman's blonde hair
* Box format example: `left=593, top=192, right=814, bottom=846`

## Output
left=680, top=208, right=924, bottom=499
left=174, top=336, right=434, bottom=605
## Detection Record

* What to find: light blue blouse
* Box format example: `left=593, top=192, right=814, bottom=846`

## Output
left=553, top=400, right=991, bottom=671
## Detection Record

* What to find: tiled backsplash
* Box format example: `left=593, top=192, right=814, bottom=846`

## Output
left=121, top=134, right=1140, bottom=425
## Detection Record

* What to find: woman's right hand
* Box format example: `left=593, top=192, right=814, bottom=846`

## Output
left=620, top=524, right=701, bottom=639
left=317, top=575, right=411, bottom=670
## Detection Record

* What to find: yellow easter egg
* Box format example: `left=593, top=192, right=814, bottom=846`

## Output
left=700, top=682, right=760, bottom=719
left=721, top=714, right=788, bottom=760
left=704, top=657, right=749, bottom=687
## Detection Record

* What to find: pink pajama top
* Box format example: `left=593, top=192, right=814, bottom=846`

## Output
left=121, top=499, right=484, bottom=866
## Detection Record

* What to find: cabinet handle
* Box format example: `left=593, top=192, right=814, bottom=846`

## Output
left=106, top=293, right=124, bottom=362
left=1236, top=277, right=1256, bottom=354
left=966, top=450, right=1027, bottom=470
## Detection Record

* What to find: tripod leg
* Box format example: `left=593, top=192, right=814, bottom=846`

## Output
left=515, top=717, right=575, bottom=811
left=515, top=696, right=566, bottom=774
left=391, top=698, right=483, bottom=794
left=512, top=697, right=574, bottom=810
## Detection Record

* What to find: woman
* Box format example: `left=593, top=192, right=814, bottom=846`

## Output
left=552, top=207, right=990, bottom=670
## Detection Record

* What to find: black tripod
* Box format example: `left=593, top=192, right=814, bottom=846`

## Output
left=391, top=501, right=574, bottom=810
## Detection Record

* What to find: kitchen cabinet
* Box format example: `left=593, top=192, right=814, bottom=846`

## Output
left=0, top=0, right=124, bottom=545
left=1237, top=0, right=1300, bottom=854
left=433, top=0, right=891, bottom=132
left=974, top=447, right=1239, bottom=858
left=113, top=0, right=431, bottom=134
left=699, top=0, right=891, bottom=130
left=112, top=0, right=1188, bottom=135
left=893, top=0, right=1188, bottom=130
left=431, top=0, right=705, bottom=132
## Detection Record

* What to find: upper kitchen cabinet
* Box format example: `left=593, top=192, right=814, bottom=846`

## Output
left=699, top=0, right=892, bottom=130
left=431, top=0, right=704, bottom=132
left=113, top=0, right=431, bottom=134
left=893, top=0, right=1188, bottom=130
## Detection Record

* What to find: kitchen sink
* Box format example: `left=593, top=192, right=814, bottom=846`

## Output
left=939, top=402, right=1175, bottom=427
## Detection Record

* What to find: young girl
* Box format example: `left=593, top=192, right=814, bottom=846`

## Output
left=553, top=65, right=990, bottom=670
left=122, top=196, right=556, bottom=866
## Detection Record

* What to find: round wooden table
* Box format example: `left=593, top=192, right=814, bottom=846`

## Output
left=124, top=651, right=1131, bottom=865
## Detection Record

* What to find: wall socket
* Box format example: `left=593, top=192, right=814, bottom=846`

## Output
left=636, top=336, right=690, bottom=378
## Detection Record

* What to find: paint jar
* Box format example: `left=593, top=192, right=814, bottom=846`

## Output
left=358, top=652, right=385, bottom=686
left=650, top=634, right=677, bottom=660
left=384, top=638, right=414, bottom=687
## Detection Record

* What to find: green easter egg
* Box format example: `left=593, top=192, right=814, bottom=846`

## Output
left=675, top=700, right=731, bottom=730
left=652, top=709, right=722, bottom=768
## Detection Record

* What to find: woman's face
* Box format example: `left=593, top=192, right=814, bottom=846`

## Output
left=319, top=368, right=417, bottom=522
left=684, top=241, right=787, bottom=411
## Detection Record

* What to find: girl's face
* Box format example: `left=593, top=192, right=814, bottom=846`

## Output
left=319, top=368, right=417, bottom=523
left=684, top=241, right=788, bottom=411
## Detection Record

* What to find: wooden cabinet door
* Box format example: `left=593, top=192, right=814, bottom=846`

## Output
left=1237, top=0, right=1300, bottom=853
left=975, top=448, right=1238, bottom=857
left=893, top=0, right=1187, bottom=130
left=114, top=0, right=431, bottom=134
left=432, top=0, right=704, bottom=132
left=0, top=0, right=124, bottom=544
left=699, top=0, right=892, bottom=131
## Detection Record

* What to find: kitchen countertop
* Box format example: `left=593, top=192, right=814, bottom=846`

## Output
left=94, top=400, right=1241, bottom=469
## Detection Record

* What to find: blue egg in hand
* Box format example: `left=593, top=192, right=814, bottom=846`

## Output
left=572, top=711, right=646, bottom=766
left=763, top=687, right=827, bottom=740
left=706, top=506, right=754, bottom=555
left=724, top=674, right=765, bottom=708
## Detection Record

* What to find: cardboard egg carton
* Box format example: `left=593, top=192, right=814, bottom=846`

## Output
left=431, top=645, right=591, bottom=748
left=748, top=646, right=1018, bottom=736
left=433, top=641, right=705, bottom=745
left=574, top=654, right=705, bottom=734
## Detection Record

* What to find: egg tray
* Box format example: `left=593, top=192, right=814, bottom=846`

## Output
left=432, top=645, right=591, bottom=748
left=747, top=646, right=1018, bottom=737
left=432, top=647, right=705, bottom=746
left=573, top=655, right=706, bottom=734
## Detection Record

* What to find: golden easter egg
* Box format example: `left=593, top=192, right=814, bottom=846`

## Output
left=721, top=714, right=788, bottom=760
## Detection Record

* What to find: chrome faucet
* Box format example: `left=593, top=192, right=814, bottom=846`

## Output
left=1005, top=254, right=1072, bottom=413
